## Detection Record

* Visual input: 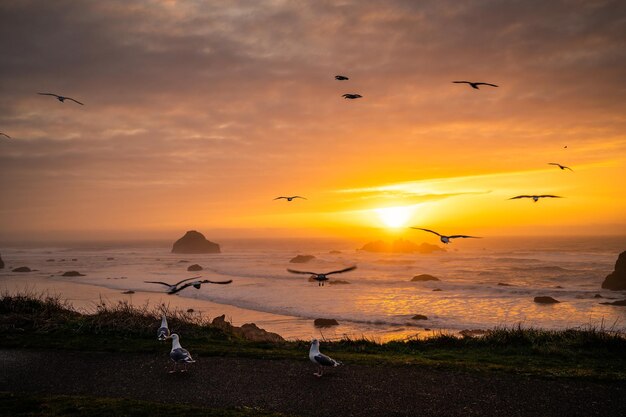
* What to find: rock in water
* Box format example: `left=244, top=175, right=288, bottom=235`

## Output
left=171, top=230, right=221, bottom=254
left=187, top=264, right=203, bottom=271
left=602, top=251, right=626, bottom=291
left=12, top=266, right=31, bottom=272
left=411, top=314, right=428, bottom=320
left=0, top=253, right=3, bottom=269
left=61, top=271, right=85, bottom=277
left=314, top=318, right=339, bottom=327
left=534, top=296, right=560, bottom=304
left=289, top=254, right=316, bottom=263
left=411, top=274, right=440, bottom=282
left=600, top=299, right=626, bottom=306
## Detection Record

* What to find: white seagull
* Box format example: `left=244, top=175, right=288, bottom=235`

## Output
left=37, top=92, right=84, bottom=105
left=287, top=266, right=357, bottom=286
left=342, top=93, right=362, bottom=99
left=452, top=81, right=498, bottom=89
left=335, top=75, right=349, bottom=80
left=411, top=227, right=481, bottom=244
left=274, top=196, right=307, bottom=202
left=509, top=195, right=563, bottom=203
left=167, top=333, right=195, bottom=373
left=157, top=315, right=170, bottom=341
left=309, top=339, right=342, bottom=377
left=548, top=163, right=573, bottom=172
left=0, top=132, right=11, bottom=139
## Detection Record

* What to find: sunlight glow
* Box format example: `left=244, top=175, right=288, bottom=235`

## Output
left=375, top=206, right=415, bottom=228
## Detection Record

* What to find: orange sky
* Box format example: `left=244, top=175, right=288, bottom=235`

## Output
left=0, top=1, right=625, bottom=241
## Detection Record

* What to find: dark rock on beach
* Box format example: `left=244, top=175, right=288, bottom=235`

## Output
left=602, top=251, right=626, bottom=290
left=107, top=257, right=115, bottom=261
left=211, top=315, right=284, bottom=342
left=411, top=274, right=440, bottom=282
left=432, top=288, right=443, bottom=291
left=62, top=271, right=85, bottom=277
left=593, top=294, right=603, bottom=298
left=314, top=318, right=339, bottom=327
left=600, top=299, right=626, bottom=306
left=497, top=282, right=514, bottom=286
left=289, top=254, right=316, bottom=263
left=187, top=264, right=203, bottom=271
left=171, top=230, right=221, bottom=254
left=412, top=314, right=428, bottom=320
left=534, top=296, right=560, bottom=304
left=122, top=290, right=135, bottom=294
left=12, top=266, right=31, bottom=272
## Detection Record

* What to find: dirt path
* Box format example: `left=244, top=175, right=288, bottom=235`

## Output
left=1, top=349, right=624, bottom=417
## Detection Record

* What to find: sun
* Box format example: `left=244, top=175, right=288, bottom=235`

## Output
left=374, top=206, right=415, bottom=228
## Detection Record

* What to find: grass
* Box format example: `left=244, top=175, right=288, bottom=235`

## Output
left=0, top=392, right=290, bottom=417
left=2, top=291, right=626, bottom=380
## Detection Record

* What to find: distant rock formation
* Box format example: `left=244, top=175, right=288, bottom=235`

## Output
left=602, top=251, right=626, bottom=290
left=12, top=266, right=31, bottom=272
left=534, top=296, right=560, bottom=304
left=411, top=274, right=440, bottom=282
left=411, top=314, right=428, bottom=320
left=314, top=318, right=339, bottom=327
left=187, top=264, right=203, bottom=271
left=289, top=254, right=316, bottom=263
left=497, top=282, right=514, bottom=286
left=0, top=253, right=3, bottom=269
left=600, top=299, right=626, bottom=306
left=359, top=239, right=445, bottom=254
left=171, top=230, right=221, bottom=254
left=211, top=314, right=285, bottom=342
left=107, top=257, right=115, bottom=261
left=62, top=271, right=85, bottom=277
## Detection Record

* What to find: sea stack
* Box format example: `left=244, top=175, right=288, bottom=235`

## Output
left=171, top=230, right=221, bottom=254
left=601, top=251, right=626, bottom=291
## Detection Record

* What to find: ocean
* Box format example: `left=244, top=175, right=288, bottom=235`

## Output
left=1, top=236, right=625, bottom=341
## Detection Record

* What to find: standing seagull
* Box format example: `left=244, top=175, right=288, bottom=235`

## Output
left=37, top=92, right=84, bottom=105
left=274, top=196, right=307, bottom=202
left=335, top=75, right=349, bottom=80
left=167, top=334, right=195, bottom=373
left=548, top=163, right=573, bottom=172
left=342, top=93, right=362, bottom=99
left=410, top=228, right=481, bottom=244
left=287, top=266, right=356, bottom=286
left=157, top=315, right=170, bottom=341
left=0, top=132, right=11, bottom=139
left=452, top=81, right=498, bottom=90
left=309, top=339, right=342, bottom=377
left=509, top=195, right=563, bottom=203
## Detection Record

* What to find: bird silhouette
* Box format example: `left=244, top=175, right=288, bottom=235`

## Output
left=168, top=279, right=232, bottom=294
left=274, top=196, right=307, bottom=201
left=509, top=195, right=563, bottom=202
left=452, top=81, right=498, bottom=90
left=410, top=228, right=481, bottom=244
left=287, top=266, right=357, bottom=286
left=548, top=163, right=573, bottom=171
left=0, top=132, right=11, bottom=139
left=335, top=75, right=349, bottom=80
left=342, top=93, right=362, bottom=99
left=37, top=92, right=84, bottom=105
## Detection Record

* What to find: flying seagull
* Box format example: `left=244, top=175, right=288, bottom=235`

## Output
left=167, top=333, right=195, bottom=373
left=410, top=228, right=481, bottom=244
left=157, top=315, right=170, bottom=341
left=274, top=196, right=307, bottom=202
left=0, top=132, right=11, bottom=139
left=144, top=276, right=202, bottom=293
left=37, top=92, right=84, bottom=105
left=509, top=195, right=563, bottom=202
left=342, top=93, right=362, bottom=99
left=335, top=75, right=349, bottom=80
left=548, top=163, right=573, bottom=172
left=168, top=279, right=232, bottom=294
left=452, top=81, right=498, bottom=90
left=309, top=339, right=342, bottom=377
left=287, top=265, right=357, bottom=286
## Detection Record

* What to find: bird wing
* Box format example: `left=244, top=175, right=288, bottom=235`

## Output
left=66, top=97, right=84, bottom=105
left=509, top=195, right=531, bottom=199
left=0, top=133, right=11, bottom=139
left=410, top=227, right=442, bottom=237
left=475, top=83, right=498, bottom=87
left=314, top=353, right=338, bottom=367
left=538, top=195, right=563, bottom=198
left=548, top=163, right=560, bottom=166
left=326, top=265, right=357, bottom=275
left=274, top=197, right=287, bottom=200
left=144, top=281, right=173, bottom=287
left=449, top=235, right=481, bottom=239
left=287, top=269, right=318, bottom=275
left=452, top=81, right=470, bottom=84
left=200, top=279, right=233, bottom=285
left=37, top=92, right=60, bottom=97
left=564, top=166, right=574, bottom=171
left=169, top=282, right=198, bottom=294
left=170, top=348, right=194, bottom=363
left=293, top=196, right=307, bottom=200
left=173, top=276, right=203, bottom=286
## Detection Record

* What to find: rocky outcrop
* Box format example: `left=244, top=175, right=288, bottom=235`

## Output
left=171, top=230, right=221, bottom=254
left=314, top=318, right=339, bottom=327
left=411, top=314, right=428, bottom=320
left=534, top=296, right=560, bottom=304
left=360, top=239, right=445, bottom=254
left=600, top=299, right=626, bottom=306
left=12, top=266, right=31, bottom=272
left=187, top=264, right=203, bottom=271
left=602, top=251, right=626, bottom=290
left=411, top=274, right=440, bottom=282
left=61, top=271, right=85, bottom=277
left=211, top=315, right=285, bottom=343
left=289, top=255, right=316, bottom=263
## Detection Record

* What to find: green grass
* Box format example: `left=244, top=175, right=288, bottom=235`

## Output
left=2, top=292, right=626, bottom=381
left=0, top=392, right=289, bottom=417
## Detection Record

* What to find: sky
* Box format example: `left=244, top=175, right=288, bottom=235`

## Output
left=0, top=0, right=625, bottom=241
